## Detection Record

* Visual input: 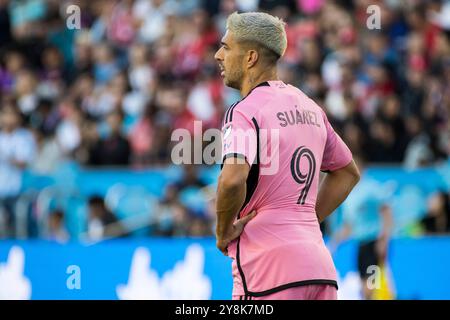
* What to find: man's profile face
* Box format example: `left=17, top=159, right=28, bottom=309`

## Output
left=214, top=30, right=245, bottom=90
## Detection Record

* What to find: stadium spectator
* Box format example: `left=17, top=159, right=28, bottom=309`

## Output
left=55, top=98, right=83, bottom=156
left=88, top=110, right=131, bottom=166
left=420, top=191, right=450, bottom=234
left=87, top=195, right=125, bottom=240
left=152, top=165, right=213, bottom=237
left=47, top=209, right=69, bottom=243
left=30, top=126, right=64, bottom=174
left=128, top=102, right=156, bottom=166
left=153, top=185, right=190, bottom=237
left=188, top=216, right=212, bottom=237
left=1, top=50, right=26, bottom=94
left=174, top=165, right=207, bottom=191
left=0, top=103, right=36, bottom=237
left=0, top=0, right=449, bottom=240
left=8, top=0, right=47, bottom=40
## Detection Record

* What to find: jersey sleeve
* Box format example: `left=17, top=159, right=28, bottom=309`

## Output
left=320, top=110, right=353, bottom=172
left=221, top=107, right=257, bottom=166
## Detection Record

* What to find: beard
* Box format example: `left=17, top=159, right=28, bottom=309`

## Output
left=224, top=67, right=243, bottom=90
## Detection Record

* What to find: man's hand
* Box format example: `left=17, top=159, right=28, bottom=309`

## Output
left=216, top=211, right=257, bottom=256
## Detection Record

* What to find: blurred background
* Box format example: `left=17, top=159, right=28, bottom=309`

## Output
left=0, top=0, right=450, bottom=300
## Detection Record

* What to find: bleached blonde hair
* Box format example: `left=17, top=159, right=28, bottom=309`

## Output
left=226, top=11, right=287, bottom=60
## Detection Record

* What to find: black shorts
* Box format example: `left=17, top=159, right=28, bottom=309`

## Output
left=357, top=240, right=378, bottom=279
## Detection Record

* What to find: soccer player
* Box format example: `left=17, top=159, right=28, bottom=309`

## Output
left=214, top=12, right=360, bottom=300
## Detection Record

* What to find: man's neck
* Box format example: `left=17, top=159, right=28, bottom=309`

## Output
left=240, top=69, right=279, bottom=98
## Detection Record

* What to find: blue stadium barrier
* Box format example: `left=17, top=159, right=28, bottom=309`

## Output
left=0, top=237, right=449, bottom=300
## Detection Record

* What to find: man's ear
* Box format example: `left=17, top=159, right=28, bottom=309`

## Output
left=247, top=50, right=259, bottom=68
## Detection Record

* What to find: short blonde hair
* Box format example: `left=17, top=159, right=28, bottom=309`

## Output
left=226, top=11, right=287, bottom=59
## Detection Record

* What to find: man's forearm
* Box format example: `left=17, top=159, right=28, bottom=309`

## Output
left=216, top=177, right=246, bottom=241
left=378, top=205, right=393, bottom=240
left=316, top=163, right=360, bottom=223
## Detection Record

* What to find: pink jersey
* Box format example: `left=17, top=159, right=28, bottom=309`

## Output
left=221, top=80, right=353, bottom=298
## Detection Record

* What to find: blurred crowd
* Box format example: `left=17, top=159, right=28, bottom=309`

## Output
left=0, top=0, right=450, bottom=240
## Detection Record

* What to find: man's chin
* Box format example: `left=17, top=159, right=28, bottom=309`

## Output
left=224, top=78, right=239, bottom=90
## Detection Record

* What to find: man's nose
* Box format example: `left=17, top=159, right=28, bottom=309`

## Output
left=214, top=48, right=222, bottom=61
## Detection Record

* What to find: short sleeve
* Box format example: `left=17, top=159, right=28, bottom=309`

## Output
left=321, top=110, right=353, bottom=172
left=221, top=108, right=257, bottom=166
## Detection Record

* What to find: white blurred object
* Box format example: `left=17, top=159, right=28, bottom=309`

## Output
left=403, top=134, right=434, bottom=169
left=133, top=0, right=176, bottom=44
left=325, top=89, right=347, bottom=121
left=187, top=83, right=216, bottom=122
left=0, top=246, right=32, bottom=300
left=160, top=244, right=212, bottom=300
left=116, top=247, right=161, bottom=300
left=123, top=91, right=149, bottom=117
left=430, top=1, right=450, bottom=30
left=237, top=0, right=259, bottom=12
left=56, top=120, right=81, bottom=154
left=117, top=244, right=212, bottom=299
left=87, top=218, right=104, bottom=242
left=336, top=271, right=362, bottom=300
left=17, top=94, right=38, bottom=115
left=321, top=53, right=342, bottom=89
left=129, top=65, right=154, bottom=93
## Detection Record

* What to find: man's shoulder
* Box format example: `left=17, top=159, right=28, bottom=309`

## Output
left=223, top=97, right=257, bottom=125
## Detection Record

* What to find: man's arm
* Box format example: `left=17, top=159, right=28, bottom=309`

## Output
left=316, top=160, right=360, bottom=223
left=216, top=157, right=255, bottom=255
left=375, top=204, right=393, bottom=261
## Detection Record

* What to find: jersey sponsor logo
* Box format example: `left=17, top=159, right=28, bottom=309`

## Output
left=223, top=124, right=232, bottom=140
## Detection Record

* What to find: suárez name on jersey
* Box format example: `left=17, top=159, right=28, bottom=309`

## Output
left=277, top=108, right=321, bottom=128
